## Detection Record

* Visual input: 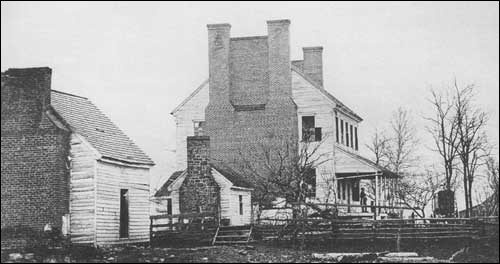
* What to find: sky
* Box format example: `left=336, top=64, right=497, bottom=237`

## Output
left=2, top=2, right=499, bottom=206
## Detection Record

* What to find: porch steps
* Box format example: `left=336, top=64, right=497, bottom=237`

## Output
left=213, top=225, right=252, bottom=245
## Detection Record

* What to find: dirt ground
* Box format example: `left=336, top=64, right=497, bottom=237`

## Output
left=2, top=238, right=499, bottom=263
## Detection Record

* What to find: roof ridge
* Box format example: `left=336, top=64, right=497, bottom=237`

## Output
left=51, top=89, right=88, bottom=100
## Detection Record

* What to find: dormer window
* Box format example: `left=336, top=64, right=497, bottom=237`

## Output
left=301, top=116, right=322, bottom=142
left=193, top=120, right=205, bottom=136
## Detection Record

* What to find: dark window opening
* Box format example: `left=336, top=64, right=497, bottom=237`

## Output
left=342, top=182, right=346, bottom=200
left=120, top=189, right=129, bottom=238
left=345, top=122, right=350, bottom=147
left=302, top=116, right=322, bottom=142
left=167, top=198, right=172, bottom=215
left=239, top=195, right=243, bottom=215
left=350, top=125, right=354, bottom=148
left=340, top=120, right=344, bottom=144
left=304, top=168, right=316, bottom=199
left=194, top=121, right=205, bottom=136
left=335, top=117, right=339, bottom=143
left=355, top=127, right=359, bottom=150
left=337, top=181, right=341, bottom=199
left=352, top=181, right=360, bottom=202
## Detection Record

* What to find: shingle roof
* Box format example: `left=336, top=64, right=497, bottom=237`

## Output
left=210, top=161, right=253, bottom=189
left=154, top=170, right=185, bottom=197
left=51, top=90, right=155, bottom=166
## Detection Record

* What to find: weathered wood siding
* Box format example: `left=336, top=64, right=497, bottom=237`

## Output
left=292, top=71, right=337, bottom=203
left=153, top=173, right=185, bottom=216
left=69, top=134, right=96, bottom=244
left=173, top=82, right=209, bottom=171
left=212, top=169, right=252, bottom=226
left=95, top=160, right=150, bottom=245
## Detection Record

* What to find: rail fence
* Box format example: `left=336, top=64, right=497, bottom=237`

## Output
left=150, top=212, right=218, bottom=246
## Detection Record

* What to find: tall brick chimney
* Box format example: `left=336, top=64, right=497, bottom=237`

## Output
left=207, top=23, right=231, bottom=105
left=267, top=19, right=292, bottom=98
left=302, top=47, right=323, bottom=87
left=1, top=67, right=52, bottom=131
left=179, top=136, right=220, bottom=214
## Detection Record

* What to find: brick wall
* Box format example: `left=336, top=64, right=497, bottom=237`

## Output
left=205, top=20, right=298, bottom=188
left=1, top=67, right=71, bottom=239
left=179, top=136, right=220, bottom=214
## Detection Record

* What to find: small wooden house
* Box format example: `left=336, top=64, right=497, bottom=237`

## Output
left=52, top=91, right=155, bottom=245
left=1, top=67, right=154, bottom=247
left=153, top=136, right=253, bottom=226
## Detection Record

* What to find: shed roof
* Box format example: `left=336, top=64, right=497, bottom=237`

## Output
left=51, top=90, right=155, bottom=166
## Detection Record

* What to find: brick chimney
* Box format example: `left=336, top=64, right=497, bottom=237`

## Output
left=207, top=23, right=231, bottom=105
left=179, top=136, right=220, bottom=214
left=302, top=46, right=323, bottom=87
left=267, top=19, right=292, bottom=98
left=1, top=67, right=52, bottom=131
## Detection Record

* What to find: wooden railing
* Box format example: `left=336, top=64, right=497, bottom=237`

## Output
left=150, top=212, right=218, bottom=246
left=254, top=216, right=498, bottom=244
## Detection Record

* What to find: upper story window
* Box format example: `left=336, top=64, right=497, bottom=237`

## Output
left=355, top=127, right=359, bottom=151
left=340, top=119, right=344, bottom=144
left=337, top=116, right=359, bottom=151
left=345, top=121, right=350, bottom=147
left=301, top=116, right=322, bottom=142
left=193, top=120, right=205, bottom=136
left=335, top=117, right=339, bottom=143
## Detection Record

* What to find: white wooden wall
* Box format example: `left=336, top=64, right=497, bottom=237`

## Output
left=173, top=82, right=209, bottom=170
left=69, top=134, right=97, bottom=244
left=212, top=169, right=252, bottom=226
left=95, top=160, right=150, bottom=245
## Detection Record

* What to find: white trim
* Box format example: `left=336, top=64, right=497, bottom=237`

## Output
left=230, top=186, right=254, bottom=191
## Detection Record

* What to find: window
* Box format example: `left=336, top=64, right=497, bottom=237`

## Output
left=301, top=116, right=322, bottom=142
left=335, top=117, right=339, bottom=143
left=239, top=195, right=243, bottom=215
left=337, top=181, right=341, bottom=199
left=342, top=182, right=346, bottom=200
left=194, top=121, right=205, bottom=136
left=167, top=198, right=172, bottom=215
left=340, top=120, right=344, bottom=144
left=350, top=125, right=354, bottom=148
left=304, top=168, right=316, bottom=198
left=355, top=127, right=358, bottom=151
left=345, top=122, right=349, bottom=147
left=120, top=189, right=129, bottom=238
left=352, top=181, right=360, bottom=202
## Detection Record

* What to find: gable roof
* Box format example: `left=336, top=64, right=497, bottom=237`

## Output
left=51, top=90, right=155, bottom=166
left=154, top=170, right=185, bottom=197
left=170, top=66, right=362, bottom=122
left=290, top=64, right=362, bottom=122
left=154, top=162, right=253, bottom=197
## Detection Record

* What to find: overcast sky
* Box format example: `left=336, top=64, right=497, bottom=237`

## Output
left=2, top=2, right=499, bottom=200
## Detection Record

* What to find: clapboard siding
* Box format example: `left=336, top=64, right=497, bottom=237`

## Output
left=95, top=160, right=150, bottom=245
left=69, top=134, right=96, bottom=244
left=212, top=169, right=252, bottom=225
left=174, top=82, right=209, bottom=171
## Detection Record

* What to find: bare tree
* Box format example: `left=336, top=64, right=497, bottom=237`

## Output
left=454, top=82, right=490, bottom=217
left=397, top=168, right=442, bottom=218
left=366, top=128, right=390, bottom=166
left=425, top=87, right=460, bottom=191
left=386, top=107, right=420, bottom=175
left=484, top=157, right=499, bottom=216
